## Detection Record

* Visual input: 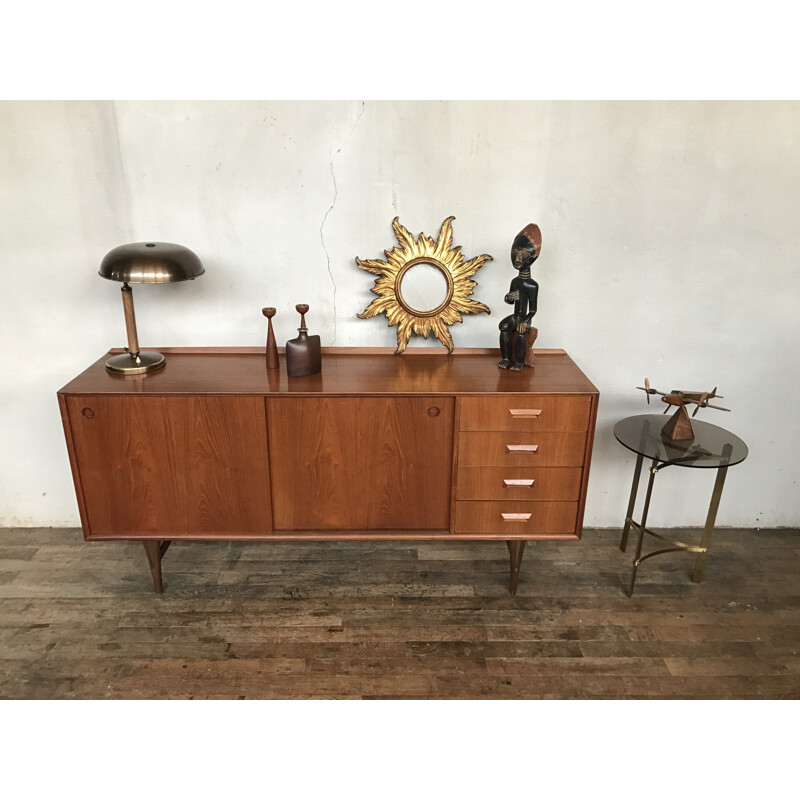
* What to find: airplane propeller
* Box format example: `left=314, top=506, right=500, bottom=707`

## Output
left=692, top=392, right=708, bottom=416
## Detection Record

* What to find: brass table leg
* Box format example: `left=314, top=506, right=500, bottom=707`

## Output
left=627, top=458, right=659, bottom=597
left=620, top=451, right=644, bottom=553
left=692, top=448, right=731, bottom=583
left=506, top=540, right=526, bottom=595
left=142, top=540, right=171, bottom=594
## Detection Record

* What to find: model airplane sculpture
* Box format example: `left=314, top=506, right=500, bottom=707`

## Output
left=637, top=378, right=730, bottom=441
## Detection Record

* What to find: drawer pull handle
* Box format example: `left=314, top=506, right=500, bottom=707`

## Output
left=504, top=479, right=534, bottom=487
left=81, top=407, right=95, bottom=419
left=509, top=408, right=542, bottom=418
left=501, top=513, right=532, bottom=522
left=506, top=444, right=538, bottom=453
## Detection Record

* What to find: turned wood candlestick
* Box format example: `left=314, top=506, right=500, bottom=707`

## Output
left=261, top=307, right=279, bottom=370
left=296, top=303, right=309, bottom=329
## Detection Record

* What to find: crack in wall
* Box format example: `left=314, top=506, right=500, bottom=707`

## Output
left=320, top=101, right=365, bottom=344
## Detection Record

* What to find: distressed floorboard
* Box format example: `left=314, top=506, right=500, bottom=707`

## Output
left=0, top=527, right=798, bottom=698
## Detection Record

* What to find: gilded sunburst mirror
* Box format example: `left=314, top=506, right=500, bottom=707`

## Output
left=355, top=216, right=492, bottom=354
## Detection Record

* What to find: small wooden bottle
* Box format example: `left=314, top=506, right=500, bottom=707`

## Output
left=285, top=303, right=321, bottom=377
left=261, top=307, right=279, bottom=370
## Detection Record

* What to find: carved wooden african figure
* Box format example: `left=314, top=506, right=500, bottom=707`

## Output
left=498, top=223, right=541, bottom=371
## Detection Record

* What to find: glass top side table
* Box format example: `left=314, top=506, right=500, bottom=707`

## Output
left=614, top=413, right=748, bottom=596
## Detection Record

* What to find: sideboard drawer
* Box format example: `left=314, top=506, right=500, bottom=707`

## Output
left=459, top=396, right=591, bottom=432
left=454, top=501, right=578, bottom=535
left=456, top=467, right=582, bottom=501
left=457, top=431, right=588, bottom=467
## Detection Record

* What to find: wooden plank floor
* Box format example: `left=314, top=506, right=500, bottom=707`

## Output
left=1, top=527, right=798, bottom=699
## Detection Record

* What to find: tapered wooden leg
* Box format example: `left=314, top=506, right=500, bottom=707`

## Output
left=506, top=540, right=526, bottom=595
left=142, top=540, right=170, bottom=594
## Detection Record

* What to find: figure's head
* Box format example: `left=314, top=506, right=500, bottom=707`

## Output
left=511, top=223, right=542, bottom=271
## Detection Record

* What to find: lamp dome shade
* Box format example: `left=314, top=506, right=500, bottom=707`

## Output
left=99, top=242, right=204, bottom=284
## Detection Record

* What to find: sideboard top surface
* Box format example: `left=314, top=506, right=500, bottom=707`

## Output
left=59, top=348, right=599, bottom=396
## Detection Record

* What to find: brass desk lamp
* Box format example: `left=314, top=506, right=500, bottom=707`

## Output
left=99, top=242, right=204, bottom=374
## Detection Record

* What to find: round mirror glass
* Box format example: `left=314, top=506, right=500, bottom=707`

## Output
left=398, top=262, right=449, bottom=314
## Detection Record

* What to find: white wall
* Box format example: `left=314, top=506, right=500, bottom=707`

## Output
left=1, top=100, right=798, bottom=528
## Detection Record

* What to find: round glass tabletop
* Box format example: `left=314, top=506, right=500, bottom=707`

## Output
left=614, top=414, right=748, bottom=468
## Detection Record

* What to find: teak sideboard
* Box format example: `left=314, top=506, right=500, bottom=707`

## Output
left=58, top=347, right=599, bottom=594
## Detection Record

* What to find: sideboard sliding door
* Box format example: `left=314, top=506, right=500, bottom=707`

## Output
left=65, top=395, right=273, bottom=537
left=267, top=397, right=454, bottom=531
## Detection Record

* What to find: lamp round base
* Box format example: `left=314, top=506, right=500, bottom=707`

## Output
left=105, top=351, right=166, bottom=375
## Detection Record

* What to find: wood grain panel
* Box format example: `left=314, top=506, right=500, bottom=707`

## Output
left=65, top=396, right=272, bottom=538
left=58, top=393, right=91, bottom=537
left=454, top=501, right=578, bottom=535
left=457, top=431, right=588, bottom=467
left=575, top=393, right=599, bottom=542
left=456, top=467, right=583, bottom=501
left=268, top=397, right=454, bottom=531
left=58, top=350, right=599, bottom=397
left=459, top=396, right=591, bottom=432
